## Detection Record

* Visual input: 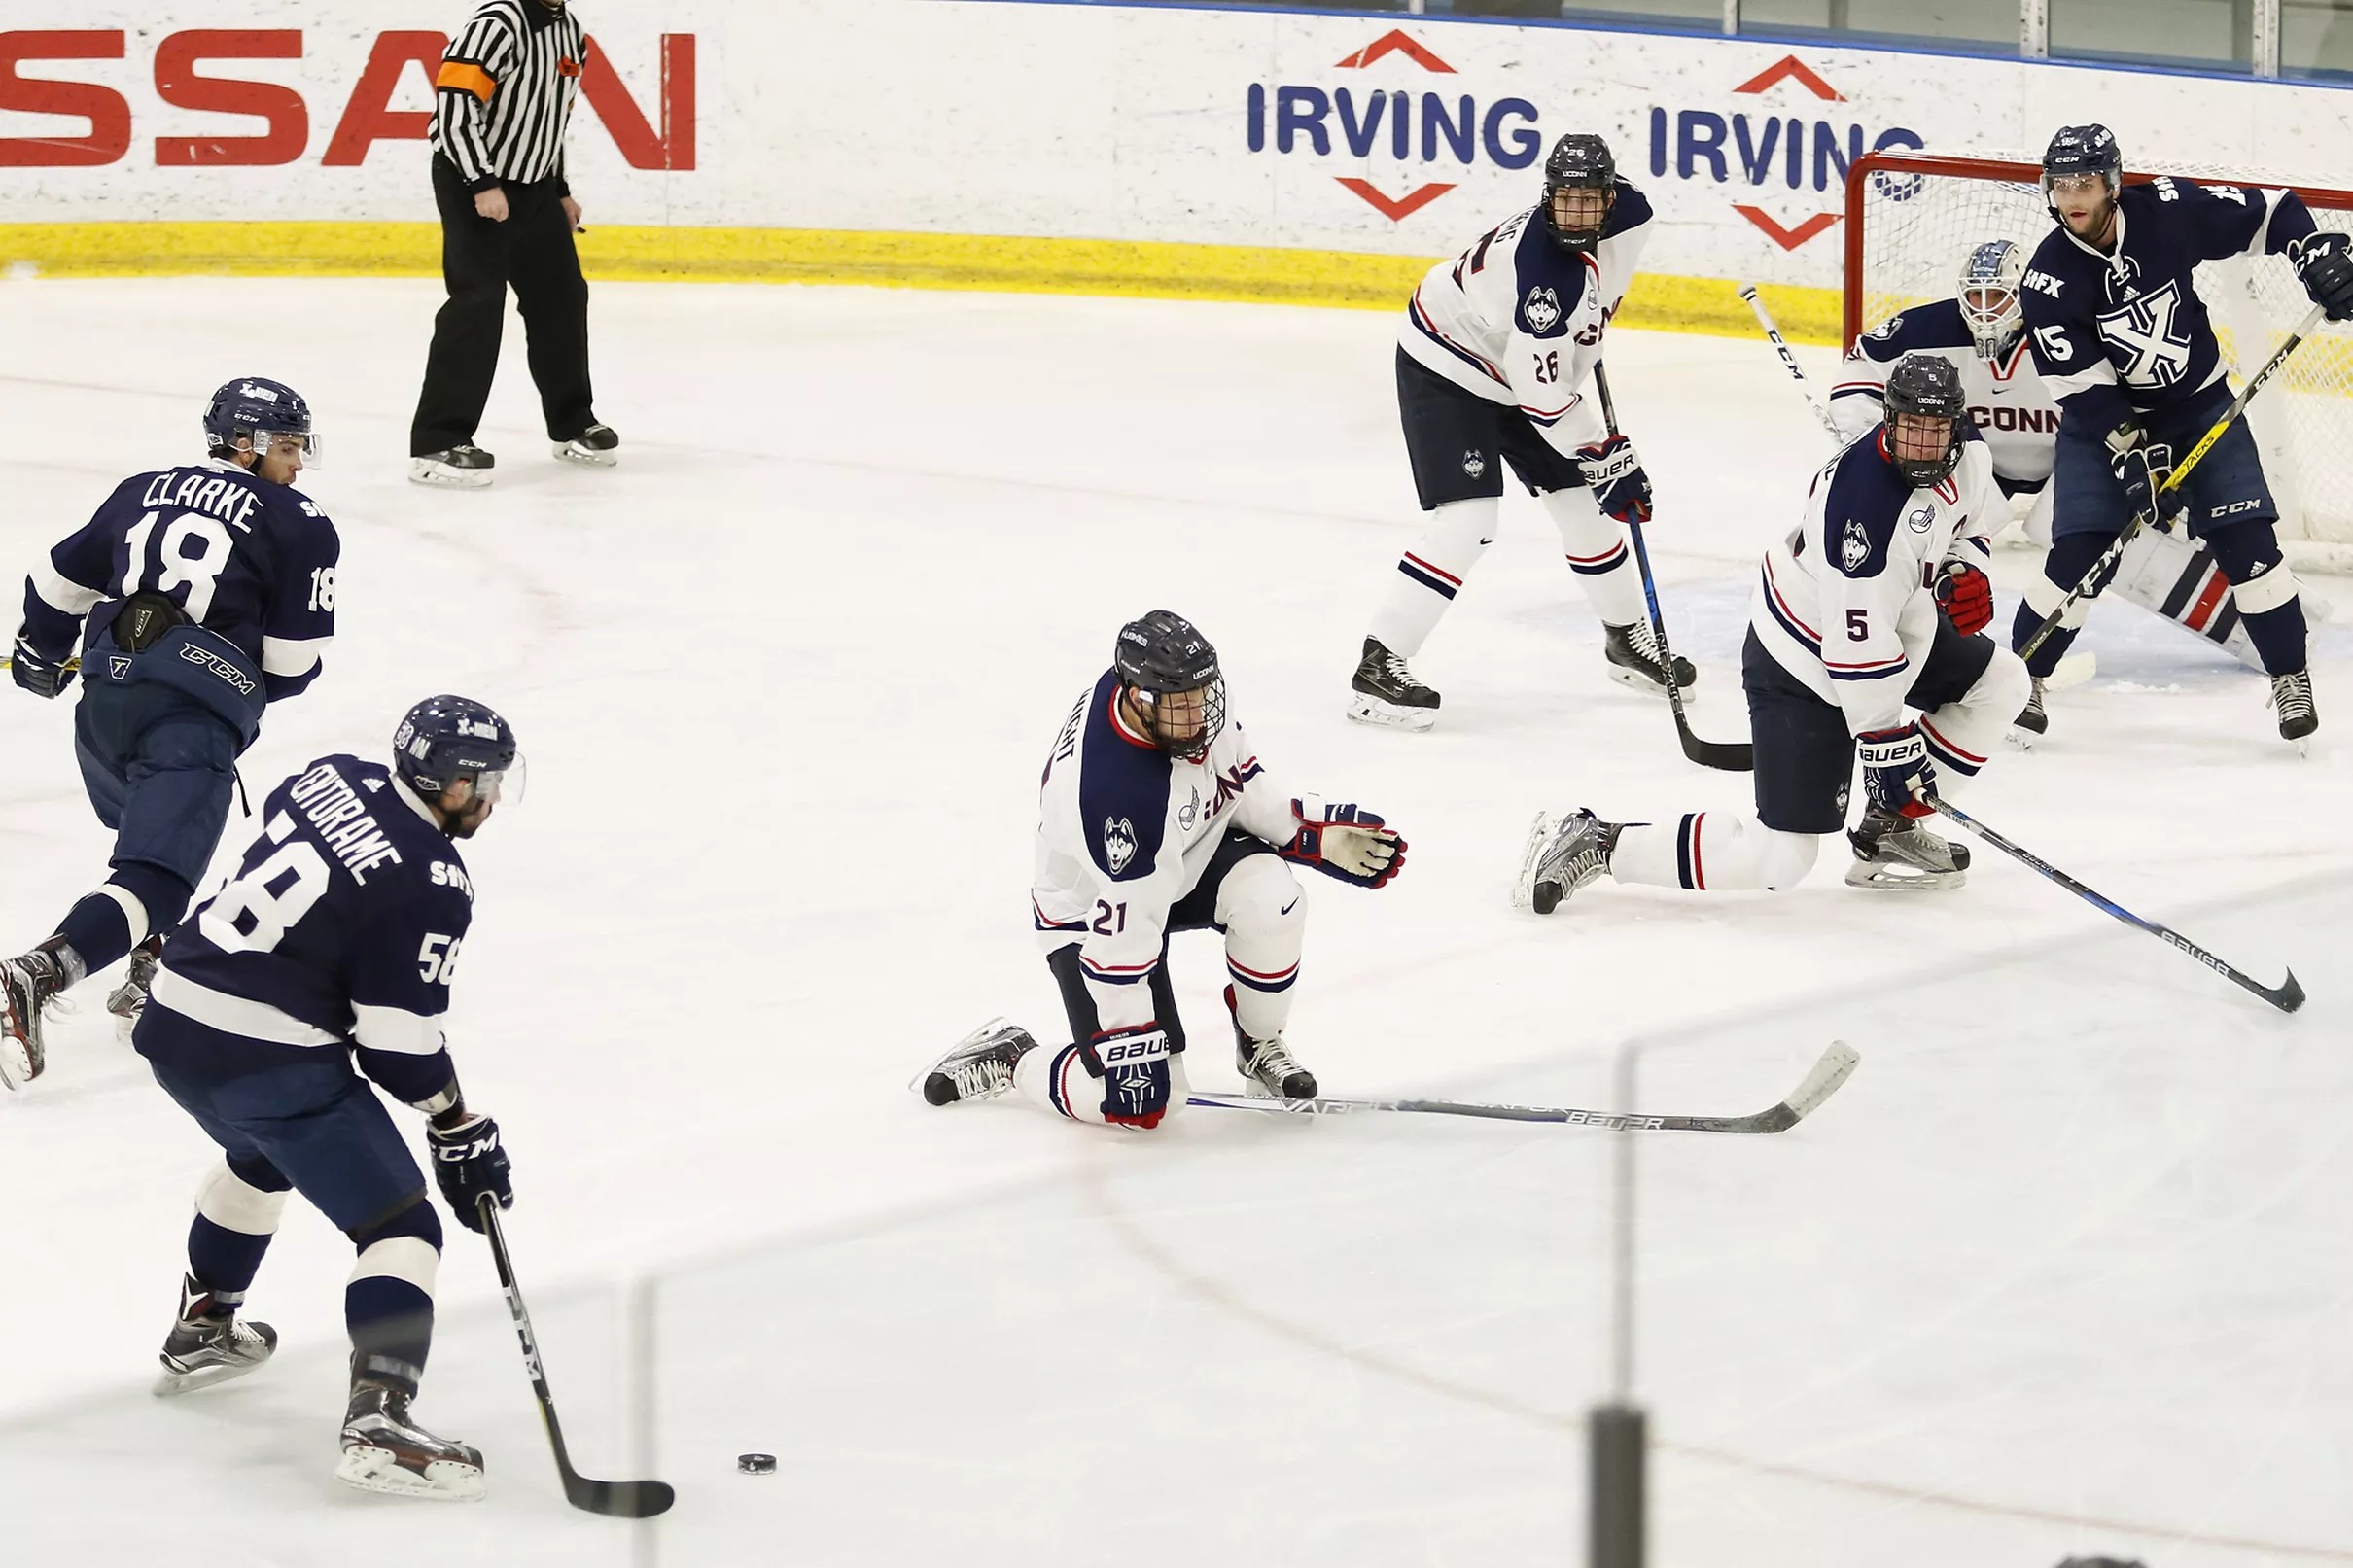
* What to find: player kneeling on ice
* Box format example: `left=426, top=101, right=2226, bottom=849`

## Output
left=1517, top=354, right=2029, bottom=907
left=924, top=610, right=1404, bottom=1125
left=132, top=696, right=522, bottom=1502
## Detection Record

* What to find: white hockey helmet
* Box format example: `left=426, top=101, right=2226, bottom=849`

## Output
left=1956, top=239, right=2026, bottom=358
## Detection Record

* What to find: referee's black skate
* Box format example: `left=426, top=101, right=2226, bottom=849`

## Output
left=920, top=1018, right=1038, bottom=1105
left=0, top=936, right=79, bottom=1089
left=1845, top=805, right=1968, bottom=891
left=409, top=444, right=496, bottom=489
left=552, top=423, right=619, bottom=467
left=1347, top=637, right=1440, bottom=732
left=1602, top=621, right=1698, bottom=697
left=154, top=1274, right=278, bottom=1395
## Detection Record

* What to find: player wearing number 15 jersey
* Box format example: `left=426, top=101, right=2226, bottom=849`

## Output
left=2, top=379, right=340, bottom=1087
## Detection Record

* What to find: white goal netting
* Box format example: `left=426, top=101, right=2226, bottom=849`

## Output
left=1846, top=151, right=2353, bottom=560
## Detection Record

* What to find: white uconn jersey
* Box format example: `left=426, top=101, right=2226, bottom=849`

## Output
left=1830, top=301, right=2059, bottom=489
left=1399, top=181, right=1654, bottom=453
left=1033, top=672, right=1298, bottom=1033
left=1751, top=431, right=1999, bottom=735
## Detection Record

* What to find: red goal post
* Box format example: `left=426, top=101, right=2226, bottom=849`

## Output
left=1842, top=150, right=2353, bottom=551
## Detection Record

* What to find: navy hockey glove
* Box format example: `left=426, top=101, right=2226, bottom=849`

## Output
left=1088, top=1025, right=1175, bottom=1130
left=2103, top=421, right=2187, bottom=531
left=1932, top=561, right=1994, bottom=637
left=2292, top=231, right=2353, bottom=322
left=1573, top=434, right=1653, bottom=525
left=8, top=629, right=72, bottom=700
left=428, top=1110, right=512, bottom=1232
left=1282, top=797, right=1405, bottom=889
left=1856, top=724, right=1937, bottom=819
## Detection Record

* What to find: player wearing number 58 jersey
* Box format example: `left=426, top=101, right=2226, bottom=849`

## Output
left=2, top=379, right=340, bottom=1086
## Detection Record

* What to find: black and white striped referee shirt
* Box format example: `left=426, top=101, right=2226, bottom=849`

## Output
left=432, top=0, right=587, bottom=192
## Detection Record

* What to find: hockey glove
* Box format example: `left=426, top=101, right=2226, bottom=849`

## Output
left=1931, top=561, right=1994, bottom=637
left=1088, top=1025, right=1175, bottom=1130
left=1282, top=797, right=1406, bottom=889
left=2104, top=421, right=2187, bottom=532
left=8, top=629, right=72, bottom=700
left=2292, top=231, right=2353, bottom=322
left=428, top=1110, right=512, bottom=1231
left=1573, top=434, right=1653, bottom=525
left=1856, top=724, right=1937, bottom=819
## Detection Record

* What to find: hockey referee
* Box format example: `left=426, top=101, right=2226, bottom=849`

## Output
left=410, top=0, right=617, bottom=488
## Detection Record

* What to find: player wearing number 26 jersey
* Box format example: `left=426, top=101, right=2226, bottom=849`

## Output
left=2, top=378, right=339, bottom=1089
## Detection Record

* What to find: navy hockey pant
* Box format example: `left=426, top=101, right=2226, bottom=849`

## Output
left=411, top=155, right=596, bottom=454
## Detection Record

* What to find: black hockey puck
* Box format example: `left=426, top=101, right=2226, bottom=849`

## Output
left=738, top=1452, right=777, bottom=1476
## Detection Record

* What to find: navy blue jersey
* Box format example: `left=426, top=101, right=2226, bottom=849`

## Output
left=18, top=459, right=338, bottom=702
left=136, top=754, right=474, bottom=1106
left=2020, top=179, right=2318, bottom=437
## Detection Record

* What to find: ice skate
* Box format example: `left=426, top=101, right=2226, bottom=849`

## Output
left=337, top=1378, right=485, bottom=1501
left=2010, top=676, right=2049, bottom=743
left=1514, top=809, right=1619, bottom=915
left=919, top=1017, right=1038, bottom=1106
left=154, top=1275, right=278, bottom=1395
left=1347, top=636, right=1440, bottom=732
left=107, top=935, right=161, bottom=1039
left=0, top=937, right=80, bottom=1089
left=1844, top=805, right=1969, bottom=891
left=1602, top=620, right=1697, bottom=698
left=551, top=423, right=619, bottom=467
left=408, top=444, right=495, bottom=489
left=2271, top=669, right=2317, bottom=753
left=1223, top=984, right=1314, bottom=1099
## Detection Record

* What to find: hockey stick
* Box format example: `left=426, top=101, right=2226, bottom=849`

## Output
left=0, top=655, right=80, bottom=674
left=479, top=1196, right=677, bottom=1518
left=1594, top=363, right=1754, bottom=772
left=1737, top=283, right=1846, bottom=441
left=2018, top=300, right=2329, bottom=663
left=1922, top=795, right=2303, bottom=1013
left=1187, top=1039, right=1858, bottom=1134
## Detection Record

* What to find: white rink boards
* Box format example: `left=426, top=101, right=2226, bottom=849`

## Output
left=0, top=279, right=2347, bottom=1565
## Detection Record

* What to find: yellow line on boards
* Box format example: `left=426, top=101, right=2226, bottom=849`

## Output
left=0, top=222, right=1848, bottom=345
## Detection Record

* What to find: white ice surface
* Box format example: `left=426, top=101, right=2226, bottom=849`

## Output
left=0, top=280, right=2347, bottom=1566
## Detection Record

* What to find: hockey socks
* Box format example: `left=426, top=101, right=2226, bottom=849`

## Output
left=1609, top=814, right=1819, bottom=892
left=1541, top=487, right=1643, bottom=628
left=348, top=1202, right=444, bottom=1396
left=1369, top=497, right=1498, bottom=659
left=187, top=1157, right=291, bottom=1301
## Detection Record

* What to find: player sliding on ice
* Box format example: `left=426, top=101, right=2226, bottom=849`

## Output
left=1349, top=133, right=1694, bottom=731
left=923, top=611, right=1404, bottom=1128
left=1516, top=353, right=2030, bottom=907
left=2012, top=123, right=2353, bottom=746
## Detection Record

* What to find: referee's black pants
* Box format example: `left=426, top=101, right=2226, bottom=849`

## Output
left=410, top=155, right=597, bottom=457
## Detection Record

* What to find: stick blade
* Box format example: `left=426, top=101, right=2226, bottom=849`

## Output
left=568, top=1475, right=676, bottom=1518
left=2265, top=969, right=2305, bottom=1014
left=1781, top=1039, right=1860, bottom=1122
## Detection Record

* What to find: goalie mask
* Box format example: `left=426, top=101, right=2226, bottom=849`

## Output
left=1881, top=353, right=1966, bottom=489
left=1540, top=133, right=1616, bottom=253
left=1113, top=610, right=1226, bottom=763
left=1955, top=239, right=2026, bottom=359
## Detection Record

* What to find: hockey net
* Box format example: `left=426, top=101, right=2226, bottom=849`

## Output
left=1844, top=150, right=2353, bottom=563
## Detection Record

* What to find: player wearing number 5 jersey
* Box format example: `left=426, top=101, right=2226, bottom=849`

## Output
left=134, top=696, right=520, bottom=1500
left=2, top=379, right=339, bottom=1084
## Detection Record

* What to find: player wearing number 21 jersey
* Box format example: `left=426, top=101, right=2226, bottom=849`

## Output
left=2, top=378, right=339, bottom=1088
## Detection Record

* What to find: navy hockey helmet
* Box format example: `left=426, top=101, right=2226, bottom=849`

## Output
left=1881, top=353, right=1967, bottom=489
left=2041, top=123, right=2123, bottom=224
left=203, top=377, right=321, bottom=467
left=1955, top=239, right=2027, bottom=358
left=393, top=695, right=524, bottom=818
left=1540, top=133, right=1617, bottom=253
left=1113, top=610, right=1226, bottom=762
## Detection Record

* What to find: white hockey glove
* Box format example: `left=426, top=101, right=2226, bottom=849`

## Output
left=1281, top=797, right=1406, bottom=889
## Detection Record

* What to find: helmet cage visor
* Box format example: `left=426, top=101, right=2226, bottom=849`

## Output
left=1132, top=678, right=1226, bottom=761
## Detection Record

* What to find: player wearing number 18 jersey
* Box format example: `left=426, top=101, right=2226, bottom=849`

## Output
left=2, top=379, right=340, bottom=1085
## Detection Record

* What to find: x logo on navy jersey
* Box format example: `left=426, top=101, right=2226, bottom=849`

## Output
left=2097, top=280, right=2195, bottom=389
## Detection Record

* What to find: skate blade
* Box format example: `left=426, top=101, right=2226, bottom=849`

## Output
left=552, top=442, right=619, bottom=468
left=153, top=1356, right=270, bottom=1397
left=407, top=461, right=493, bottom=490
left=1511, top=813, right=1558, bottom=912
left=336, top=1444, right=486, bottom=1502
left=2003, top=726, right=2039, bottom=753
left=1843, top=861, right=1966, bottom=892
left=1346, top=693, right=1437, bottom=732
left=1602, top=663, right=1682, bottom=699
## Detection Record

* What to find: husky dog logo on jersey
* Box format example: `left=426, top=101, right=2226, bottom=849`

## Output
left=1523, top=286, right=1562, bottom=334
left=1104, top=817, right=1139, bottom=875
left=1462, top=449, right=1487, bottom=479
left=1841, top=516, right=1871, bottom=572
